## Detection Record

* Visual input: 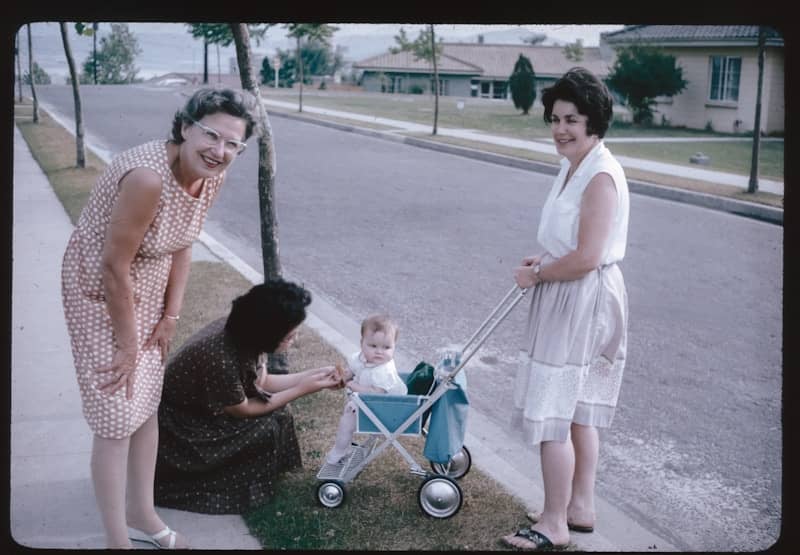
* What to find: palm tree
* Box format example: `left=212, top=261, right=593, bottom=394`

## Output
left=230, top=23, right=281, bottom=280
left=26, top=24, right=39, bottom=123
left=285, top=24, right=338, bottom=113
left=59, top=23, right=86, bottom=168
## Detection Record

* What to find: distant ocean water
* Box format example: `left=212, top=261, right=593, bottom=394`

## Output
left=16, top=22, right=623, bottom=85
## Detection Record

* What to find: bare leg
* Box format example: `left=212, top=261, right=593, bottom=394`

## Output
left=529, top=438, right=574, bottom=546
left=126, top=413, right=188, bottom=548
left=91, top=434, right=132, bottom=548
left=326, top=403, right=357, bottom=464
left=568, top=423, right=598, bottom=527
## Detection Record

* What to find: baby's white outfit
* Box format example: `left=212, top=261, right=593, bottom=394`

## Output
left=325, top=351, right=407, bottom=464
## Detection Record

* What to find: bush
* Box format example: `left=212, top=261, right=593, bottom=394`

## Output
left=409, top=84, right=424, bottom=95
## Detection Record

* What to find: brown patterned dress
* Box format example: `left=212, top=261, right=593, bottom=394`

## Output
left=61, top=140, right=224, bottom=439
left=154, top=317, right=302, bottom=514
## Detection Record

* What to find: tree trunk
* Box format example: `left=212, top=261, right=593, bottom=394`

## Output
left=203, top=37, right=209, bottom=84
left=16, top=32, right=23, bottom=102
left=747, top=26, right=766, bottom=194
left=26, top=24, right=38, bottom=123
left=92, top=23, right=98, bottom=84
left=297, top=36, right=304, bottom=113
left=59, top=23, right=85, bottom=168
left=430, top=24, right=439, bottom=136
left=230, top=23, right=281, bottom=280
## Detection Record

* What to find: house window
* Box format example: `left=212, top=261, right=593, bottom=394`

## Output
left=493, top=81, right=507, bottom=99
left=709, top=56, right=741, bottom=102
left=430, top=78, right=448, bottom=96
left=481, top=81, right=491, bottom=98
left=470, top=79, right=479, bottom=97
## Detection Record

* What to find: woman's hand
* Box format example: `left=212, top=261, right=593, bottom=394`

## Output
left=514, top=254, right=544, bottom=288
left=96, top=346, right=138, bottom=399
left=143, top=316, right=178, bottom=362
left=303, top=366, right=342, bottom=392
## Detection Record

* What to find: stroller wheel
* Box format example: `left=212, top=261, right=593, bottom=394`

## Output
left=418, top=475, right=463, bottom=519
left=317, top=481, right=345, bottom=508
left=430, top=446, right=472, bottom=480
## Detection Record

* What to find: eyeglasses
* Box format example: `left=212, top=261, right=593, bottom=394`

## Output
left=190, top=119, right=247, bottom=155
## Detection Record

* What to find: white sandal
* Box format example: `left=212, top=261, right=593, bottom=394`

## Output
left=128, top=525, right=180, bottom=549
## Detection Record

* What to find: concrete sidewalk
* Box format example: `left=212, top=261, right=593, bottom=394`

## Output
left=11, top=119, right=678, bottom=551
left=10, top=125, right=261, bottom=550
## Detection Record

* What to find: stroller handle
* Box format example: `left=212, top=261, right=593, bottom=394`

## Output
left=444, top=284, right=529, bottom=380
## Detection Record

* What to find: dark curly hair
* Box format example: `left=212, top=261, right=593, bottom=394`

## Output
left=169, top=88, right=258, bottom=144
left=225, top=279, right=312, bottom=356
left=541, top=67, right=613, bottom=138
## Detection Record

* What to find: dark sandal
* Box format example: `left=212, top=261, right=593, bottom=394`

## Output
left=501, top=527, right=568, bottom=551
left=527, top=510, right=594, bottom=533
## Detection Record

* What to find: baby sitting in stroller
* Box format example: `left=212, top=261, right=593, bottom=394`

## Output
left=325, top=314, right=407, bottom=464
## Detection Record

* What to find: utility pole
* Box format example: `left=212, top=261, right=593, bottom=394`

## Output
left=747, top=26, right=766, bottom=194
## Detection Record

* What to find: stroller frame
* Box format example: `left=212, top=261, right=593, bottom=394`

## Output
left=316, top=285, right=528, bottom=518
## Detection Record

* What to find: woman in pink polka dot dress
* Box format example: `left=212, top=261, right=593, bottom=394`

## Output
left=60, top=88, right=257, bottom=549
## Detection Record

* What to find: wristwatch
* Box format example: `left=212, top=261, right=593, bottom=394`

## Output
left=533, top=263, right=542, bottom=282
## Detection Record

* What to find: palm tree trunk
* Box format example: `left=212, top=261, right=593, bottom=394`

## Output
left=430, top=24, right=439, bottom=136
left=230, top=23, right=281, bottom=280
left=59, top=23, right=85, bottom=168
left=26, top=24, right=38, bottom=123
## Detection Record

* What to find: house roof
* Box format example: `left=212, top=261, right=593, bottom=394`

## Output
left=600, top=25, right=784, bottom=47
left=354, top=43, right=612, bottom=79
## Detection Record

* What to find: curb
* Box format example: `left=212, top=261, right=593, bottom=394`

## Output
left=267, top=109, right=783, bottom=226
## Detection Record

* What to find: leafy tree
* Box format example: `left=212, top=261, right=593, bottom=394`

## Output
left=80, top=23, right=142, bottom=84
left=391, top=25, right=443, bottom=135
left=563, top=38, right=584, bottom=62
left=75, top=22, right=99, bottom=83
left=606, top=44, right=688, bottom=125
left=186, top=23, right=268, bottom=84
left=23, top=61, right=51, bottom=85
left=509, top=54, right=536, bottom=115
left=60, top=22, right=86, bottom=168
left=285, top=24, right=338, bottom=113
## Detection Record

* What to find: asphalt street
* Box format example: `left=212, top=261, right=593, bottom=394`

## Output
left=30, top=84, right=783, bottom=551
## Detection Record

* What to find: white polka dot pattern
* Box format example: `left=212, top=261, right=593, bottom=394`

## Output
left=61, top=140, right=224, bottom=439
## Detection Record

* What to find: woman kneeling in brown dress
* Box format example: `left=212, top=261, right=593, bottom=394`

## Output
left=154, top=279, right=341, bottom=514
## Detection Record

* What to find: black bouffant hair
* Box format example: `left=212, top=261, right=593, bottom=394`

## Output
left=541, top=66, right=614, bottom=138
left=225, top=278, right=312, bottom=355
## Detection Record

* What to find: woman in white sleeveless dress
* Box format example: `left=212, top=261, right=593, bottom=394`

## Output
left=502, top=67, right=630, bottom=551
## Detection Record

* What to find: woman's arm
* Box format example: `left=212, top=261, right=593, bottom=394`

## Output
left=224, top=367, right=340, bottom=418
left=143, top=246, right=191, bottom=361
left=262, top=366, right=335, bottom=392
left=98, top=168, right=163, bottom=399
left=515, top=173, right=617, bottom=287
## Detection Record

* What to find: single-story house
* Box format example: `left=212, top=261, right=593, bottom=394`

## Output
left=600, top=25, right=784, bottom=134
left=353, top=43, right=612, bottom=101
